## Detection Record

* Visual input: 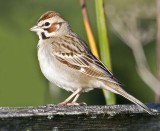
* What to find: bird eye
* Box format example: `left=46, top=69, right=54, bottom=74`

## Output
left=44, top=22, right=50, bottom=26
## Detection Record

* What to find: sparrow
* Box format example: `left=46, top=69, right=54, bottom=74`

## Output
left=30, top=11, right=153, bottom=114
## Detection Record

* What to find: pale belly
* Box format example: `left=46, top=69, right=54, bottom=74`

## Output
left=37, top=41, right=100, bottom=92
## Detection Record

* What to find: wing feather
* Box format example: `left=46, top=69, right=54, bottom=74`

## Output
left=51, top=34, right=122, bottom=85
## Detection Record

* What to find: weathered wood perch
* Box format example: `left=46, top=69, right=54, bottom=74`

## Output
left=0, top=104, right=159, bottom=130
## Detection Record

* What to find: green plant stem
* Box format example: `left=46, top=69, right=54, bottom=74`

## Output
left=95, top=0, right=116, bottom=105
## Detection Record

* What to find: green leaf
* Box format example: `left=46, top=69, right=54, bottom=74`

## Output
left=95, top=0, right=116, bottom=105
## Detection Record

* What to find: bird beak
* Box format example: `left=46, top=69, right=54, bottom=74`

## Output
left=30, top=25, right=42, bottom=32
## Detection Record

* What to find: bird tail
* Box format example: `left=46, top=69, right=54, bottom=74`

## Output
left=102, top=82, right=154, bottom=115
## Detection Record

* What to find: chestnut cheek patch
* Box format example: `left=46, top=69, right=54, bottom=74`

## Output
left=47, top=23, right=60, bottom=33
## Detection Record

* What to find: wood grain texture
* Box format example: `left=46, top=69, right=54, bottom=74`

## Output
left=0, top=104, right=159, bottom=130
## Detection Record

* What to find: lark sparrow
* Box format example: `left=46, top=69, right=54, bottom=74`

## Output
left=30, top=11, right=153, bottom=114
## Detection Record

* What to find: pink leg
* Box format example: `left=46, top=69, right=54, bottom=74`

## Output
left=59, top=88, right=82, bottom=105
left=72, top=93, right=80, bottom=103
left=66, top=93, right=81, bottom=106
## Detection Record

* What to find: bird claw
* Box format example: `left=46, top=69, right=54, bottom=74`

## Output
left=58, top=102, right=79, bottom=106
left=58, top=102, right=87, bottom=106
left=67, top=102, right=79, bottom=106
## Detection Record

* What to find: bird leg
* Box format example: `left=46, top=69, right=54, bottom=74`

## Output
left=72, top=93, right=80, bottom=103
left=58, top=88, right=82, bottom=105
left=66, top=93, right=80, bottom=105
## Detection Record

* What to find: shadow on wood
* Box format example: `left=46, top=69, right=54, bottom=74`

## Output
left=0, top=103, right=159, bottom=130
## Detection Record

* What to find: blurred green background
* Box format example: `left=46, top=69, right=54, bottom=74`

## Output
left=0, top=0, right=156, bottom=107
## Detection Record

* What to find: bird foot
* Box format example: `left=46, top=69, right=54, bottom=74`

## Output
left=58, top=102, right=67, bottom=106
left=67, top=102, right=79, bottom=106
left=58, top=102, right=79, bottom=106
left=58, top=102, right=87, bottom=106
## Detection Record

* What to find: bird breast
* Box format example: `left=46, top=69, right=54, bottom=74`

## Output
left=37, top=40, right=101, bottom=92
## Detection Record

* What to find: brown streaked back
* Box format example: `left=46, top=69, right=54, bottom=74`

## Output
left=38, top=11, right=60, bottom=22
